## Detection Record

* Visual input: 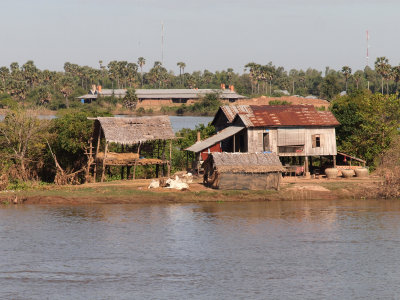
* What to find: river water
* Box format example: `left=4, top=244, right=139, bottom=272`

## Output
left=1, top=199, right=400, bottom=299
left=0, top=115, right=212, bottom=133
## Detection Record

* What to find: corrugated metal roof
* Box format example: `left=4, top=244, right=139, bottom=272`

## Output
left=228, top=105, right=339, bottom=127
left=185, top=126, right=244, bottom=153
left=220, top=105, right=254, bottom=122
left=78, top=89, right=246, bottom=100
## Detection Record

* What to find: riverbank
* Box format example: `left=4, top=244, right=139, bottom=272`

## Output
left=0, top=176, right=381, bottom=205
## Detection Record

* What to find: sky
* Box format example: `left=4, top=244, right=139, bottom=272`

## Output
left=0, top=0, right=399, bottom=74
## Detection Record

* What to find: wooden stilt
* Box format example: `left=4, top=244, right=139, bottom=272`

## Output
left=101, top=142, right=108, bottom=182
left=304, top=156, right=309, bottom=174
left=86, top=137, right=93, bottom=182
left=133, top=161, right=137, bottom=180
left=168, top=140, right=172, bottom=177
left=127, top=166, right=132, bottom=179
left=133, top=142, right=141, bottom=180
left=161, top=141, right=166, bottom=177
left=94, top=127, right=102, bottom=182
left=333, top=155, right=337, bottom=168
left=156, top=140, right=160, bottom=178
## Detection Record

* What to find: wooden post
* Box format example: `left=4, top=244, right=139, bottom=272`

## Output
left=168, top=140, right=172, bottom=177
left=133, top=142, right=141, bottom=180
left=333, top=155, right=337, bottom=168
left=86, top=137, right=93, bottom=182
left=93, top=127, right=102, bottom=182
left=127, top=166, right=132, bottom=179
left=121, top=145, right=125, bottom=180
left=101, top=142, right=109, bottom=182
left=161, top=140, right=166, bottom=177
left=121, top=166, right=125, bottom=180
left=233, top=135, right=236, bottom=152
left=156, top=140, right=160, bottom=178
left=304, top=156, right=309, bottom=174
left=133, top=161, right=137, bottom=180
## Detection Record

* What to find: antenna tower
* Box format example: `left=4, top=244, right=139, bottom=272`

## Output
left=366, top=30, right=370, bottom=67
left=366, top=30, right=370, bottom=90
left=161, top=21, right=164, bottom=65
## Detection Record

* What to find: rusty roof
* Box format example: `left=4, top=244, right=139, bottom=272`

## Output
left=220, top=105, right=254, bottom=122
left=229, top=105, right=339, bottom=127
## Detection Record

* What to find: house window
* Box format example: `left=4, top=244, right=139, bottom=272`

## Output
left=312, top=134, right=321, bottom=148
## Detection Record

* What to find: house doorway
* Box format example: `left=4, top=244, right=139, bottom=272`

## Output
left=263, top=133, right=270, bottom=151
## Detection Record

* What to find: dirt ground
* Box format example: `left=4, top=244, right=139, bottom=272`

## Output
left=0, top=174, right=381, bottom=205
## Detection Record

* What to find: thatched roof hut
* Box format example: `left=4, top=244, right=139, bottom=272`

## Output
left=203, top=152, right=284, bottom=190
left=89, top=116, right=176, bottom=182
left=93, top=116, right=175, bottom=145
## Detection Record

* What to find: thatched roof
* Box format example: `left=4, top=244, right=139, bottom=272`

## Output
left=210, top=152, right=284, bottom=173
left=94, top=116, right=175, bottom=145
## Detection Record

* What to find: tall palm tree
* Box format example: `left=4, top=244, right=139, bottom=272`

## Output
left=375, top=57, right=391, bottom=94
left=392, top=66, right=400, bottom=93
left=0, top=67, right=9, bottom=92
left=341, top=66, right=352, bottom=92
left=353, top=71, right=363, bottom=90
left=58, top=75, right=75, bottom=108
left=177, top=62, right=186, bottom=86
left=245, top=62, right=261, bottom=94
left=137, top=57, right=146, bottom=87
left=126, top=63, right=138, bottom=87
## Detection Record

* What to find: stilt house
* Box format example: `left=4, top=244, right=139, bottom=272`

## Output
left=186, top=105, right=340, bottom=172
left=88, top=116, right=175, bottom=182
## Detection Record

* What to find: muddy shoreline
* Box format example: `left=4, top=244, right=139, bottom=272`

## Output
left=0, top=176, right=381, bottom=205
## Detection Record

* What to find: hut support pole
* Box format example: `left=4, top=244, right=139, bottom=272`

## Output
left=94, top=127, right=102, bottom=182
left=161, top=141, right=166, bottom=177
left=304, top=156, right=309, bottom=174
left=133, top=143, right=141, bottom=180
left=156, top=140, right=160, bottom=178
left=101, top=142, right=109, bottom=183
left=127, top=166, right=132, bottom=179
left=121, top=145, right=125, bottom=180
left=168, top=140, right=172, bottom=177
left=233, top=135, right=236, bottom=152
left=333, top=155, right=337, bottom=168
left=86, top=138, right=93, bottom=182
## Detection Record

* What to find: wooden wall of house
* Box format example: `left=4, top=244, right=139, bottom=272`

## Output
left=247, top=128, right=277, bottom=153
left=218, top=172, right=281, bottom=190
left=303, top=128, right=337, bottom=156
left=246, top=127, right=337, bottom=156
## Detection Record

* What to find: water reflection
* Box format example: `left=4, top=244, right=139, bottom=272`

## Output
left=1, top=200, right=400, bottom=299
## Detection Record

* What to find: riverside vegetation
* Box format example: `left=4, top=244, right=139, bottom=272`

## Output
left=0, top=58, right=400, bottom=198
left=0, top=91, right=399, bottom=200
left=0, top=57, right=399, bottom=114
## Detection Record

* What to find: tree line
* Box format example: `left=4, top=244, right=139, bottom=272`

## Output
left=1, top=56, right=400, bottom=111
